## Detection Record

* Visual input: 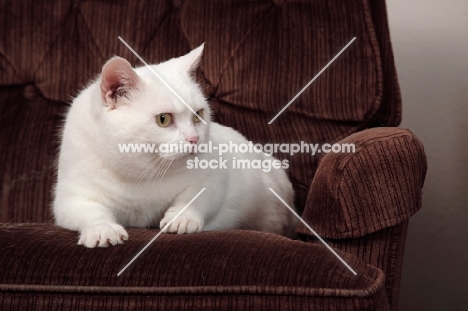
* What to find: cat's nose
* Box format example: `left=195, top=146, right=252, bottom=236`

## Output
left=186, top=135, right=199, bottom=144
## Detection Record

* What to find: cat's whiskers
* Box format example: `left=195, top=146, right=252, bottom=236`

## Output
left=158, top=157, right=175, bottom=184
left=136, top=155, right=163, bottom=185
left=153, top=157, right=172, bottom=183
left=148, top=156, right=170, bottom=183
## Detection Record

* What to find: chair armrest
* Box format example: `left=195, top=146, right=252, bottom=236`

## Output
left=297, top=127, right=427, bottom=239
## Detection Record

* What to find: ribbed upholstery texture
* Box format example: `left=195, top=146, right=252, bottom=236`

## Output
left=0, top=225, right=390, bottom=310
left=299, top=128, right=427, bottom=239
left=0, top=0, right=397, bottom=218
left=296, top=127, right=426, bottom=309
left=0, top=0, right=426, bottom=310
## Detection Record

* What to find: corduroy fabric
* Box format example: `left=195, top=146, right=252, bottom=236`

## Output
left=297, top=127, right=426, bottom=239
left=0, top=224, right=390, bottom=310
left=0, top=0, right=395, bottom=216
left=0, top=1, right=426, bottom=310
left=303, top=222, right=409, bottom=310
left=296, top=128, right=426, bottom=310
left=367, top=0, right=402, bottom=126
left=0, top=87, right=63, bottom=223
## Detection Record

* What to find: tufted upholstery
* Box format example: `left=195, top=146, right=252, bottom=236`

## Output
left=0, top=0, right=426, bottom=310
left=0, top=0, right=402, bottom=219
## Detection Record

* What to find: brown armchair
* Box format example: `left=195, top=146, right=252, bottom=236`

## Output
left=0, top=0, right=426, bottom=310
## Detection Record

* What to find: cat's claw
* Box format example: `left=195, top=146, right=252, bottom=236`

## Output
left=78, top=223, right=128, bottom=248
left=160, top=211, right=203, bottom=234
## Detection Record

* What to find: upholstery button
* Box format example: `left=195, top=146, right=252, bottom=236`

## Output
left=72, top=0, right=80, bottom=10
left=23, top=84, right=42, bottom=99
left=173, top=0, right=183, bottom=8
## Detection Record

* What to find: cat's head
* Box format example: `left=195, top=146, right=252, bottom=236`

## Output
left=97, top=44, right=210, bottom=161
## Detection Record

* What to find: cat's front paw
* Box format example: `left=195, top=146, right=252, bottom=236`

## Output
left=78, top=223, right=128, bottom=248
left=160, top=209, right=204, bottom=234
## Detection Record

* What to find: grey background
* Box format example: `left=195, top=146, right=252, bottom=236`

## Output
left=386, top=0, right=468, bottom=310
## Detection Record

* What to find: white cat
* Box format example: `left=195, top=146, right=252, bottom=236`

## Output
left=53, top=44, right=297, bottom=248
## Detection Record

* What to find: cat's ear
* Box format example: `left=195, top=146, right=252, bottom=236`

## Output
left=175, top=43, right=205, bottom=72
left=100, top=56, right=141, bottom=110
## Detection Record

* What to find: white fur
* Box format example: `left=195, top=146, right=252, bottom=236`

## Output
left=53, top=45, right=297, bottom=248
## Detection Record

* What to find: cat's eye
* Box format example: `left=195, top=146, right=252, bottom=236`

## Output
left=193, top=109, right=204, bottom=124
left=156, top=113, right=172, bottom=127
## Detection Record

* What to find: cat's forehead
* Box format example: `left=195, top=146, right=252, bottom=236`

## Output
left=137, top=77, right=206, bottom=114
left=132, top=62, right=206, bottom=114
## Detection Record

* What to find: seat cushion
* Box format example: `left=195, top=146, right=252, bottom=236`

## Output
left=0, top=224, right=389, bottom=310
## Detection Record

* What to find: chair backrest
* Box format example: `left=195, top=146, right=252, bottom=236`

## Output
left=0, top=0, right=400, bottom=222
